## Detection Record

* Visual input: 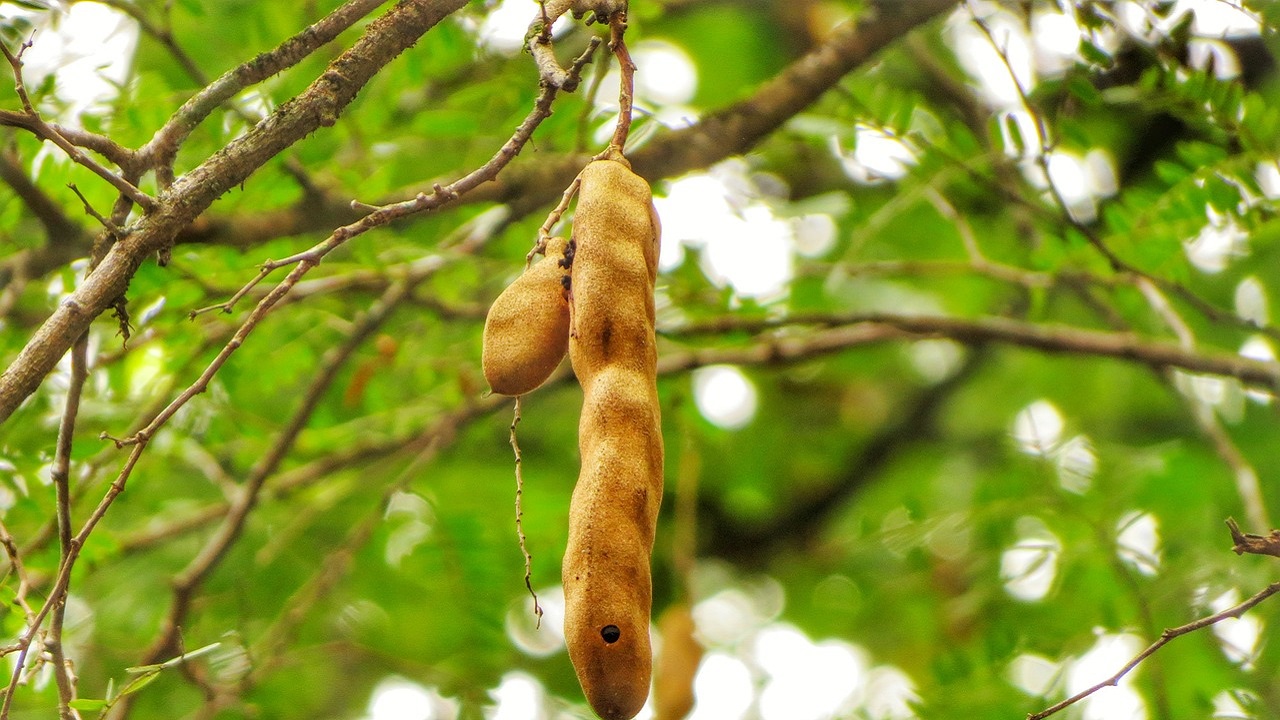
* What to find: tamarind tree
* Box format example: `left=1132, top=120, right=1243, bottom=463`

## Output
left=2, top=0, right=1280, bottom=718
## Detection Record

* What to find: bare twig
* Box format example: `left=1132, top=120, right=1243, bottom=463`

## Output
left=1029, top=578, right=1280, bottom=719
left=45, top=333, right=89, bottom=720
left=533, top=172, right=583, bottom=257
left=510, top=397, right=542, bottom=625
left=66, top=184, right=123, bottom=237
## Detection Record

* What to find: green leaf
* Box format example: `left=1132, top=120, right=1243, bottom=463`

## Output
left=1077, top=40, right=1113, bottom=69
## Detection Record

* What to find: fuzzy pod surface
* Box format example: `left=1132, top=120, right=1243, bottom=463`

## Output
left=563, top=156, right=663, bottom=720
left=481, top=236, right=572, bottom=396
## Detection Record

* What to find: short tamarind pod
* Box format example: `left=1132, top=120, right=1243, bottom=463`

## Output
left=563, top=155, right=663, bottom=720
left=653, top=603, right=703, bottom=720
left=481, top=236, right=572, bottom=396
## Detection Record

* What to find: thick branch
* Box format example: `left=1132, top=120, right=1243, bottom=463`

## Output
left=172, top=0, right=958, bottom=249
left=0, top=0, right=470, bottom=425
left=666, top=313, right=1280, bottom=389
left=139, top=0, right=387, bottom=180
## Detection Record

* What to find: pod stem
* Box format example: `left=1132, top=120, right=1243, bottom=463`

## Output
left=510, top=396, right=543, bottom=626
left=531, top=173, right=584, bottom=263
left=607, top=10, right=636, bottom=154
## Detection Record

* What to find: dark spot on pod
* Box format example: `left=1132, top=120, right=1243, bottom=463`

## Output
left=601, top=625, right=621, bottom=644
left=559, top=239, right=576, bottom=269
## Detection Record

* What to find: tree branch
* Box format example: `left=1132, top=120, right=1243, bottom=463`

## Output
left=1029, top=576, right=1280, bottom=719
left=137, top=277, right=413, bottom=667
left=704, top=350, right=986, bottom=558
left=0, top=0, right=471, bottom=425
left=138, top=0, right=388, bottom=185
left=665, top=313, right=1280, bottom=389
left=1227, top=517, right=1280, bottom=559
left=172, top=0, right=959, bottom=250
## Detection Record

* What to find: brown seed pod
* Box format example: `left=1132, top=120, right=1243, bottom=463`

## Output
left=481, top=236, right=572, bottom=396
left=563, top=155, right=663, bottom=720
left=653, top=603, right=703, bottom=720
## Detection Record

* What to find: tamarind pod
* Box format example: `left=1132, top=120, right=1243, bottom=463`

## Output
left=653, top=603, right=703, bottom=720
left=563, top=156, right=663, bottom=720
left=481, top=236, right=572, bottom=396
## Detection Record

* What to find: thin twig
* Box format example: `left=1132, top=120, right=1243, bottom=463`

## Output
left=66, top=184, right=123, bottom=237
left=533, top=172, right=583, bottom=259
left=46, top=333, right=89, bottom=720
left=1028, top=579, right=1280, bottom=719
left=102, top=49, right=592, bottom=488
left=139, top=280, right=414, bottom=666
left=192, top=37, right=598, bottom=320
left=250, top=400, right=480, bottom=681
left=0, top=39, right=153, bottom=211
left=510, top=397, right=543, bottom=626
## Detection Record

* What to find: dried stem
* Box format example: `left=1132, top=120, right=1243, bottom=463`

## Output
left=607, top=11, right=635, bottom=152
left=510, top=397, right=543, bottom=625
left=66, top=184, right=122, bottom=237
left=533, top=173, right=583, bottom=259
left=46, top=333, right=89, bottom=720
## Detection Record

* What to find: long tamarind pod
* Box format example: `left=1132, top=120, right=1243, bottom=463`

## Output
left=654, top=603, right=703, bottom=720
left=563, top=155, right=663, bottom=720
left=481, top=236, right=572, bottom=396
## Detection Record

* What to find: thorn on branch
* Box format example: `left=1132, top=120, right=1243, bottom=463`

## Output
left=1227, top=517, right=1280, bottom=558
left=110, top=297, right=132, bottom=346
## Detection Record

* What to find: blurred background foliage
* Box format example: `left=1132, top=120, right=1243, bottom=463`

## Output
left=2, top=0, right=1280, bottom=718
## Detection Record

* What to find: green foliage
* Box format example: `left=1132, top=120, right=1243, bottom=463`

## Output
left=2, top=1, right=1280, bottom=719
